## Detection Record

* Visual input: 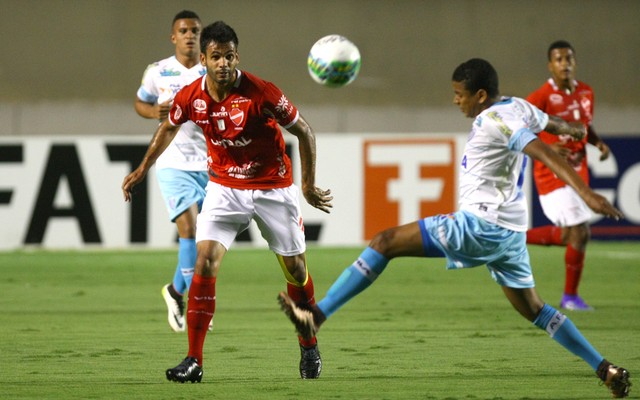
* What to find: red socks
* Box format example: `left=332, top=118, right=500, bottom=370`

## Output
left=287, top=274, right=317, bottom=347
left=184, top=271, right=318, bottom=364
left=564, top=244, right=585, bottom=295
left=187, top=274, right=216, bottom=365
left=526, top=225, right=563, bottom=245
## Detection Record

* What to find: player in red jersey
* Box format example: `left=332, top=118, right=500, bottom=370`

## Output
left=122, top=20, right=332, bottom=381
left=526, top=40, right=611, bottom=311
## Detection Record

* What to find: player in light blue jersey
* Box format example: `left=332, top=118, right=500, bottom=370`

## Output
left=278, top=59, right=631, bottom=398
left=134, top=10, right=208, bottom=333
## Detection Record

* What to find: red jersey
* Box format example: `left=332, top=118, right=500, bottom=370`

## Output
left=169, top=70, right=299, bottom=189
left=527, top=78, right=594, bottom=195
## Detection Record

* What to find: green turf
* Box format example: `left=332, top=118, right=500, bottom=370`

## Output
left=0, top=243, right=638, bottom=399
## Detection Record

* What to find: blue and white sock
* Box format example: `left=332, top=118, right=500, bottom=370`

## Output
left=317, top=247, right=389, bottom=318
left=533, top=303, right=603, bottom=370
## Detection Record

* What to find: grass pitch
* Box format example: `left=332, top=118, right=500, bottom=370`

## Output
left=0, top=243, right=638, bottom=399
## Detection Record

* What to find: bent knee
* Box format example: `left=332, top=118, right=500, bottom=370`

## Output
left=369, top=229, right=398, bottom=257
left=567, top=224, right=591, bottom=245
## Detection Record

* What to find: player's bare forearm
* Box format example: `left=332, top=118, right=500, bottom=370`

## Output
left=544, top=115, right=585, bottom=140
left=139, top=121, right=178, bottom=169
left=528, top=140, right=588, bottom=195
left=134, top=99, right=157, bottom=119
left=523, top=139, right=623, bottom=220
left=298, top=137, right=333, bottom=213
left=121, top=121, right=178, bottom=201
left=134, top=98, right=171, bottom=121
left=287, top=116, right=333, bottom=213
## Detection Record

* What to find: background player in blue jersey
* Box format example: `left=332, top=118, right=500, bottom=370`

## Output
left=278, top=59, right=631, bottom=398
left=134, top=10, right=208, bottom=332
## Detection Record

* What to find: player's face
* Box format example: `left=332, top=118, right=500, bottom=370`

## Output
left=201, top=41, right=239, bottom=86
left=172, top=18, right=202, bottom=58
left=548, top=48, right=576, bottom=88
left=452, top=81, right=483, bottom=118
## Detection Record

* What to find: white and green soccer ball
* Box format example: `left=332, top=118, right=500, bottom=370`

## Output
left=307, top=34, right=361, bottom=88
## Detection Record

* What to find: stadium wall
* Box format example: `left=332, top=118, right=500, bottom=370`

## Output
left=1, top=1, right=640, bottom=138
left=1, top=134, right=638, bottom=251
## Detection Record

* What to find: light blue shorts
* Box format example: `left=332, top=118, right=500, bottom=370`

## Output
left=156, top=168, right=208, bottom=222
left=419, top=210, right=535, bottom=288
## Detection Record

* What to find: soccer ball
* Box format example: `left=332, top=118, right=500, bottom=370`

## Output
left=307, top=35, right=361, bottom=88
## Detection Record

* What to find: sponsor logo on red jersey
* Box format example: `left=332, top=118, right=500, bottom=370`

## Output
left=193, top=99, right=207, bottom=112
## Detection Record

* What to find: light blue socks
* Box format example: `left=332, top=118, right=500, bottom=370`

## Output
left=533, top=303, right=603, bottom=370
left=318, top=247, right=389, bottom=318
left=171, top=238, right=196, bottom=294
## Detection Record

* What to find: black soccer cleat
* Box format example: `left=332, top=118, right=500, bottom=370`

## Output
left=166, top=357, right=203, bottom=383
left=299, top=344, right=322, bottom=379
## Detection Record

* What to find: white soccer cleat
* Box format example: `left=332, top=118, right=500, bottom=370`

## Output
left=277, top=292, right=317, bottom=341
left=162, top=284, right=185, bottom=332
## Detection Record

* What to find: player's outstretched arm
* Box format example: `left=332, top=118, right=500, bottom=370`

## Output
left=523, top=138, right=623, bottom=220
left=122, top=120, right=180, bottom=202
left=286, top=115, right=332, bottom=214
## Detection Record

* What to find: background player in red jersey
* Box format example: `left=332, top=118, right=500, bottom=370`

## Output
left=122, top=20, right=332, bottom=382
left=526, top=40, right=612, bottom=311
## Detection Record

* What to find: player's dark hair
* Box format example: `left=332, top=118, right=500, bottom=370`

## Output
left=172, top=10, right=200, bottom=26
left=547, top=40, right=575, bottom=60
left=200, top=21, right=239, bottom=53
left=452, top=58, right=499, bottom=98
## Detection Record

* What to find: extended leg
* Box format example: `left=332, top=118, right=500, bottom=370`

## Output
left=502, top=286, right=630, bottom=397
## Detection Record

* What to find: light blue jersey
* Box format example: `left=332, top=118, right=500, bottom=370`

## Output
left=137, top=55, right=207, bottom=172
left=458, top=97, right=548, bottom=232
left=138, top=55, right=209, bottom=222
left=418, top=97, right=549, bottom=288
